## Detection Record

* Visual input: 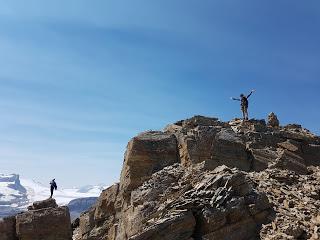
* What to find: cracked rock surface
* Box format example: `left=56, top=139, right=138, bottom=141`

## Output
left=76, top=115, right=320, bottom=240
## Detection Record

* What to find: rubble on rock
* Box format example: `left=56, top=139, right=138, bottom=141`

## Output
left=79, top=164, right=272, bottom=240
left=249, top=166, right=320, bottom=239
left=75, top=115, right=320, bottom=240
left=131, top=164, right=272, bottom=240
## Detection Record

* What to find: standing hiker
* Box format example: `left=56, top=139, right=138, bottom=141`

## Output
left=50, top=179, right=57, bottom=198
left=231, top=90, right=255, bottom=120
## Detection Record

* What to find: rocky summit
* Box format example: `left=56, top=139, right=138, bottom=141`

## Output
left=73, top=114, right=320, bottom=240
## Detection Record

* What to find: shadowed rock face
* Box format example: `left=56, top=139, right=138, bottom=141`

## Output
left=77, top=115, right=320, bottom=240
left=0, top=216, right=17, bottom=240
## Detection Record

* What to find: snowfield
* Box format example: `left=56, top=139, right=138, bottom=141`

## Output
left=0, top=173, right=106, bottom=218
left=20, top=178, right=105, bottom=206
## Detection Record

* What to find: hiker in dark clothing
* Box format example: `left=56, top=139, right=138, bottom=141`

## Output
left=50, top=179, right=57, bottom=198
left=231, top=90, right=255, bottom=120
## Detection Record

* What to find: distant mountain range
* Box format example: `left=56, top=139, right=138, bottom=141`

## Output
left=0, top=173, right=106, bottom=218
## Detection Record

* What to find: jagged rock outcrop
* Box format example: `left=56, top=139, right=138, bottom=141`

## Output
left=120, top=131, right=179, bottom=196
left=1, top=198, right=72, bottom=240
left=129, top=164, right=271, bottom=240
left=79, top=164, right=272, bottom=240
left=79, top=183, right=121, bottom=240
left=76, top=115, right=320, bottom=240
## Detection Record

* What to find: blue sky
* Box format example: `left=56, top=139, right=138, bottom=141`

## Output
left=0, top=1, right=319, bottom=187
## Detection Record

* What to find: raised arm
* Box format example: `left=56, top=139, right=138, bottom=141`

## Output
left=230, top=97, right=240, bottom=101
left=247, top=89, right=255, bottom=98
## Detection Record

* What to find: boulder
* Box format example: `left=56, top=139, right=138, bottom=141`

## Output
left=267, top=112, right=280, bottom=128
left=173, top=126, right=250, bottom=170
left=211, top=129, right=251, bottom=171
left=270, top=149, right=308, bottom=175
left=120, top=131, right=179, bottom=195
left=250, top=148, right=279, bottom=171
left=27, top=198, right=58, bottom=210
left=16, top=199, right=72, bottom=240
left=301, top=144, right=320, bottom=166
left=277, top=139, right=301, bottom=153
left=0, top=216, right=17, bottom=240
left=175, top=126, right=219, bottom=166
left=246, top=131, right=285, bottom=149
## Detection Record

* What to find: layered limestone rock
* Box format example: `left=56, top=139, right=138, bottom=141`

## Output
left=77, top=115, right=320, bottom=240
left=1, top=198, right=72, bottom=240
left=79, top=164, right=272, bottom=240
left=120, top=131, right=179, bottom=196
left=129, top=164, right=272, bottom=240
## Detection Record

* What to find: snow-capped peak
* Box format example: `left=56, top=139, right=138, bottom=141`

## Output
left=0, top=173, right=107, bottom=218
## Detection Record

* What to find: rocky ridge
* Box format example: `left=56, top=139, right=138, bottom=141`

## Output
left=76, top=114, right=320, bottom=240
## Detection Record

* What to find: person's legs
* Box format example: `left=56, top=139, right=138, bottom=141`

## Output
left=245, top=107, right=249, bottom=120
left=50, top=187, right=53, bottom=198
left=241, top=107, right=246, bottom=120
